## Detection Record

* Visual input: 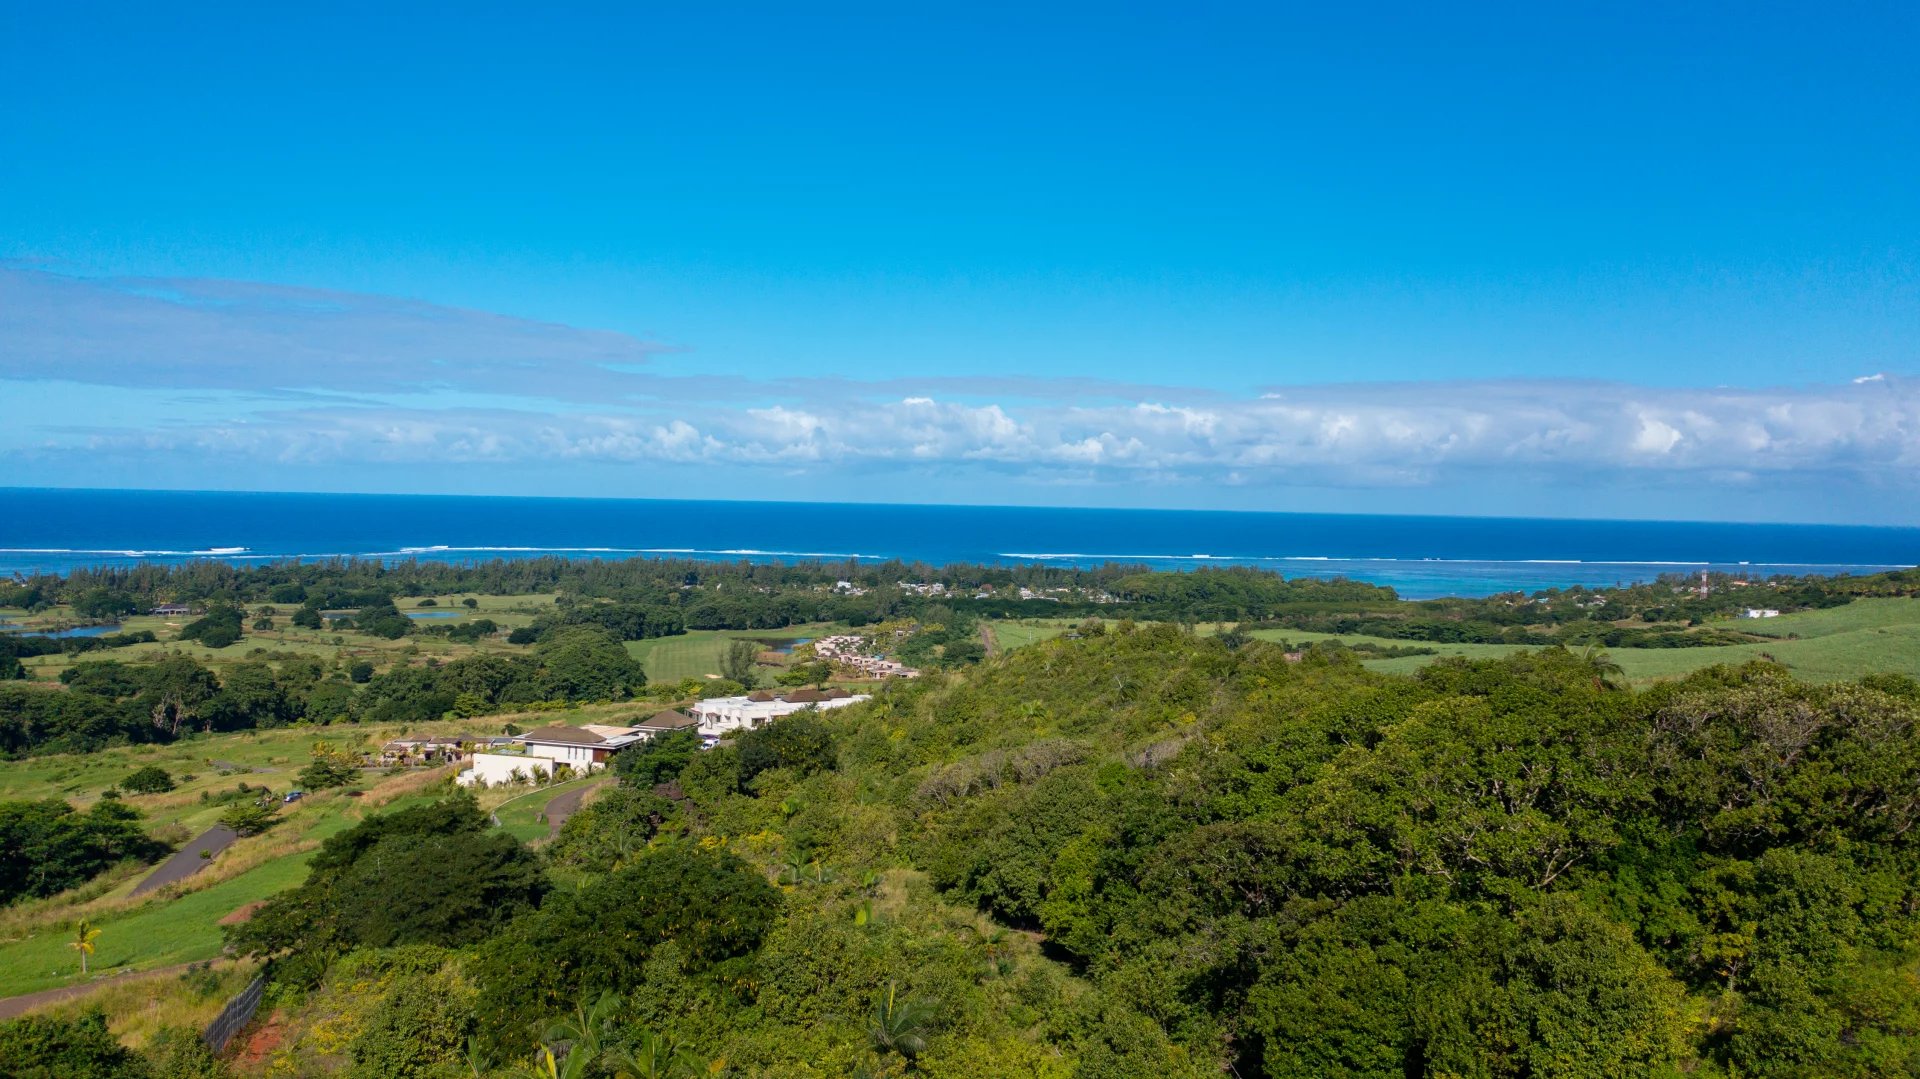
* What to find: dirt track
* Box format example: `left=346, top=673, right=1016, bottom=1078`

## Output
left=0, top=961, right=200, bottom=1020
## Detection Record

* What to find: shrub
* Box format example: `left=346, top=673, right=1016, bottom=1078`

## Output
left=218, top=802, right=276, bottom=837
left=122, top=765, right=175, bottom=794
left=0, top=1011, right=151, bottom=1079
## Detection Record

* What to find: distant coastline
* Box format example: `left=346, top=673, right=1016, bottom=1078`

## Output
left=2, top=487, right=1913, bottom=600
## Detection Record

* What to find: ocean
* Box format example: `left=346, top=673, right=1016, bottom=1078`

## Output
left=1, top=487, right=1914, bottom=600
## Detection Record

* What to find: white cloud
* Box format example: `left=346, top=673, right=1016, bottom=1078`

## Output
left=23, top=375, right=1916, bottom=496
left=3, top=266, right=1917, bottom=502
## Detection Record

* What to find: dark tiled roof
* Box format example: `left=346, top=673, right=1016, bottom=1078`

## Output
left=521, top=725, right=606, bottom=746
left=781, top=688, right=827, bottom=703
left=748, top=690, right=776, bottom=702
left=825, top=688, right=851, bottom=699
left=640, top=709, right=697, bottom=729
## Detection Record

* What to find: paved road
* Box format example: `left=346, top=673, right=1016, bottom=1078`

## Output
left=131, top=825, right=238, bottom=897
left=543, top=781, right=607, bottom=838
left=0, top=961, right=201, bottom=1020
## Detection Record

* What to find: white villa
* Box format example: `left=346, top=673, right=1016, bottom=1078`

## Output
left=690, top=688, right=871, bottom=739
left=456, top=723, right=649, bottom=787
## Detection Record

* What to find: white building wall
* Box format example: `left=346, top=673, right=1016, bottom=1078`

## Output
left=457, top=752, right=554, bottom=788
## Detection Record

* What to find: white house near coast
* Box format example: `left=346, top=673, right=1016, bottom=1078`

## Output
left=456, top=723, right=648, bottom=787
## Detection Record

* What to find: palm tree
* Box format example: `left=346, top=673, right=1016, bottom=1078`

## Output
left=543, top=990, right=622, bottom=1065
left=971, top=925, right=1013, bottom=979
left=69, top=919, right=101, bottom=975
left=1578, top=642, right=1625, bottom=687
left=865, top=981, right=936, bottom=1060
left=605, top=1031, right=723, bottom=1079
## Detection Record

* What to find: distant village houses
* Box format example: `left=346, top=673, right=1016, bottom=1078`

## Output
left=810, top=634, right=921, bottom=680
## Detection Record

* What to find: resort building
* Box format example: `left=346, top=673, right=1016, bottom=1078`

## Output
left=690, top=688, right=871, bottom=739
left=811, top=634, right=921, bottom=679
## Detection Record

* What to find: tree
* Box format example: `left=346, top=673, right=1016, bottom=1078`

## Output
left=720, top=639, right=760, bottom=687
left=735, top=714, right=837, bottom=789
left=298, top=741, right=359, bottom=790
left=229, top=794, right=546, bottom=960
left=291, top=606, right=323, bottom=630
left=865, top=981, right=936, bottom=1060
left=777, top=660, right=833, bottom=688
left=469, top=846, right=779, bottom=1058
left=70, top=918, right=101, bottom=974
left=219, top=802, right=276, bottom=837
left=547, top=786, right=676, bottom=873
left=177, top=606, right=244, bottom=649
left=0, top=799, right=169, bottom=904
left=121, top=766, right=175, bottom=794
left=611, top=728, right=701, bottom=787
left=139, top=657, right=221, bottom=736
left=536, top=627, right=646, bottom=701
left=71, top=589, right=138, bottom=621
left=463, top=597, right=479, bottom=609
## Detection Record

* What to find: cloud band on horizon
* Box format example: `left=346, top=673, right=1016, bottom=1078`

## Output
left=3, top=267, right=1915, bottom=514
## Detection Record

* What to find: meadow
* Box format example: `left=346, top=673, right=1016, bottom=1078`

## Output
left=3, top=592, right=559, bottom=682
left=1242, top=596, right=1920, bottom=683
left=625, top=626, right=819, bottom=683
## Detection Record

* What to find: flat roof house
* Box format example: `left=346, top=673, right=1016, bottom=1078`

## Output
left=689, top=689, right=870, bottom=739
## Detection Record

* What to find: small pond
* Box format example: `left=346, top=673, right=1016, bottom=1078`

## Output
left=406, top=610, right=462, bottom=620
left=0, top=623, right=125, bottom=639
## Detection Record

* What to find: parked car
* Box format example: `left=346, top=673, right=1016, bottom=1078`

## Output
left=282, top=790, right=305, bottom=803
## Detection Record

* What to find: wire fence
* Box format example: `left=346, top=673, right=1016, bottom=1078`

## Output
left=202, top=972, right=266, bottom=1053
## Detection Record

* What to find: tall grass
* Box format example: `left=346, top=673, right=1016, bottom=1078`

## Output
left=24, top=959, right=259, bottom=1048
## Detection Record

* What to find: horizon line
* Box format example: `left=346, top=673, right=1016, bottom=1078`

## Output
left=4, top=483, right=1919, bottom=534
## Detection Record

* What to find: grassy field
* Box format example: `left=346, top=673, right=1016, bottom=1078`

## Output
left=490, top=775, right=603, bottom=844
left=626, top=626, right=821, bottom=684
left=985, top=620, right=1076, bottom=652
left=23, top=959, right=260, bottom=1048
left=1245, top=597, right=1920, bottom=684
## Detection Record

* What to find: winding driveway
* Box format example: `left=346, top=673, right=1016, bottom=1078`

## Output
left=131, top=825, right=238, bottom=897
left=542, top=780, right=607, bottom=838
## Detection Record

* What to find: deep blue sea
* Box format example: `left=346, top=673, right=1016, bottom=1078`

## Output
left=1, top=488, right=1915, bottom=600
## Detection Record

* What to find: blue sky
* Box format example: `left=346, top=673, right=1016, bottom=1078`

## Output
left=2, top=3, right=1917, bottom=522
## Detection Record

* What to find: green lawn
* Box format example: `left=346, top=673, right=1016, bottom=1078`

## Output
left=490, top=776, right=603, bottom=844
left=986, top=620, right=1076, bottom=652
left=1250, top=597, right=1920, bottom=685
left=627, top=627, right=821, bottom=684
left=0, top=850, right=315, bottom=998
